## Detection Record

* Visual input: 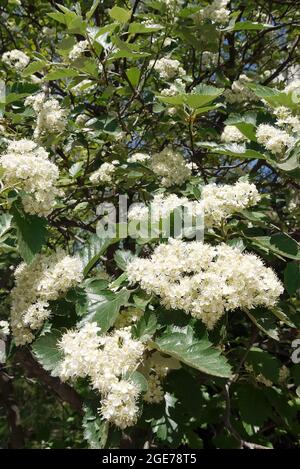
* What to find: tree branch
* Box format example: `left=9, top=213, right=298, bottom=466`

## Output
left=14, top=348, right=83, bottom=415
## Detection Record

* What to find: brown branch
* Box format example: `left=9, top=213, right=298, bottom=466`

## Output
left=0, top=368, right=25, bottom=448
left=14, top=348, right=83, bottom=415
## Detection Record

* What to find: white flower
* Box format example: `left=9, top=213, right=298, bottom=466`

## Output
left=127, top=239, right=283, bottom=330
left=100, top=380, right=140, bottom=429
left=221, top=125, right=248, bottom=143
left=89, top=162, right=118, bottom=184
left=10, top=251, right=83, bottom=345
left=274, top=106, right=300, bottom=133
left=68, top=40, right=89, bottom=61
left=58, top=322, right=102, bottom=380
left=150, top=58, right=186, bottom=80
left=0, top=320, right=10, bottom=337
left=284, top=79, right=300, bottom=95
left=127, top=152, right=150, bottom=163
left=197, top=0, right=230, bottom=24
left=224, top=74, right=258, bottom=104
left=35, top=99, right=66, bottom=138
left=58, top=324, right=144, bottom=429
left=151, top=147, right=191, bottom=187
left=25, top=92, right=46, bottom=113
left=0, top=139, right=60, bottom=217
left=2, top=49, right=29, bottom=71
left=256, top=124, right=294, bottom=155
left=201, top=181, right=261, bottom=226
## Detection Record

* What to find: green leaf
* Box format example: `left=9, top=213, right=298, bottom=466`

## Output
left=109, top=6, right=131, bottom=23
left=32, top=330, right=63, bottom=377
left=79, top=234, right=119, bottom=277
left=150, top=393, right=181, bottom=445
left=152, top=325, right=232, bottom=378
left=113, top=249, right=136, bottom=271
left=80, top=287, right=130, bottom=333
left=244, top=308, right=279, bottom=341
left=248, top=83, right=297, bottom=110
left=236, top=384, right=272, bottom=426
left=225, top=113, right=257, bottom=141
left=126, top=67, right=141, bottom=88
left=22, top=60, right=47, bottom=77
left=197, top=142, right=266, bottom=160
left=0, top=213, right=13, bottom=242
left=276, top=146, right=300, bottom=172
left=82, top=404, right=109, bottom=449
left=246, top=347, right=281, bottom=383
left=69, top=162, right=84, bottom=178
left=86, top=0, right=100, bottom=20
left=11, top=204, right=47, bottom=263
left=185, top=84, right=224, bottom=109
left=157, top=85, right=223, bottom=109
left=251, top=233, right=300, bottom=260
left=224, top=21, right=272, bottom=32
left=45, top=69, right=79, bottom=80
left=132, top=310, right=158, bottom=339
left=128, top=22, right=163, bottom=34
left=284, top=262, right=300, bottom=296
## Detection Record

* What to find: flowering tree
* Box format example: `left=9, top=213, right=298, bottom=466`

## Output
left=0, top=0, right=300, bottom=449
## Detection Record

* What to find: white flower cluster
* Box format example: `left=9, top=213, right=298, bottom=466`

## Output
left=143, top=352, right=180, bottom=404
left=0, top=320, right=10, bottom=337
left=221, top=125, right=248, bottom=143
left=150, top=58, right=185, bottom=80
left=127, top=239, right=283, bottom=329
left=0, top=139, right=60, bottom=216
left=58, top=323, right=144, bottom=429
left=197, top=0, right=230, bottom=24
left=224, top=74, right=258, bottom=104
left=128, top=181, right=260, bottom=228
left=274, top=106, right=300, bottom=133
left=68, top=40, right=89, bottom=61
left=114, top=307, right=144, bottom=329
left=284, top=79, right=300, bottom=95
left=200, top=181, right=261, bottom=226
left=89, top=161, right=119, bottom=185
left=128, top=193, right=198, bottom=223
left=151, top=147, right=191, bottom=187
left=256, top=124, right=294, bottom=155
left=2, top=49, right=29, bottom=71
left=202, top=51, right=219, bottom=68
left=161, top=78, right=185, bottom=97
left=25, top=94, right=66, bottom=138
left=127, top=152, right=151, bottom=163
left=10, top=250, right=83, bottom=345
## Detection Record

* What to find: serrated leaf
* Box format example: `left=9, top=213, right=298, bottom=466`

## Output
left=152, top=325, right=232, bottom=378
left=82, top=404, right=109, bottom=449
left=132, top=310, right=158, bottom=339
left=79, top=234, right=119, bottom=277
left=79, top=288, right=130, bottom=333
left=32, top=330, right=63, bottom=376
left=11, top=204, right=47, bottom=263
